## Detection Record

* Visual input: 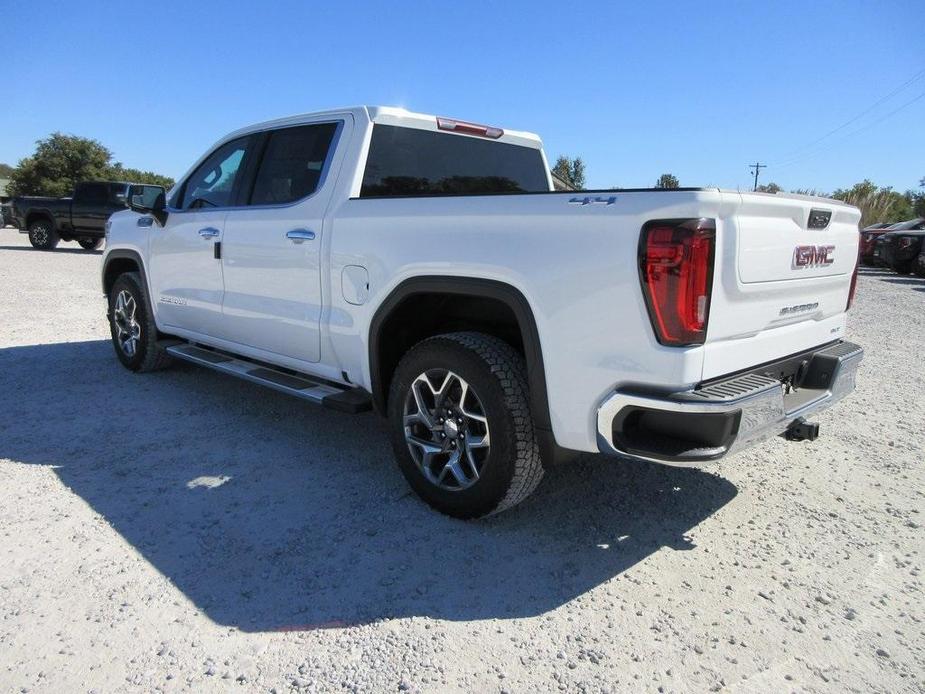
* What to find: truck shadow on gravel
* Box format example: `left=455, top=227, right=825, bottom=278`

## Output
left=0, top=339, right=737, bottom=632
left=0, top=245, right=103, bottom=255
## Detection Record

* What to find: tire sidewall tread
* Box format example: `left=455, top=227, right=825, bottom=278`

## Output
left=108, top=271, right=172, bottom=373
left=28, top=220, right=59, bottom=250
left=387, top=331, right=544, bottom=519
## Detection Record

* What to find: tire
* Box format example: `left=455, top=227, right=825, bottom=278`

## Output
left=387, top=332, right=544, bottom=519
left=914, top=252, right=925, bottom=278
left=28, top=219, right=59, bottom=250
left=893, top=260, right=913, bottom=275
left=107, top=272, right=173, bottom=372
left=78, top=237, right=102, bottom=251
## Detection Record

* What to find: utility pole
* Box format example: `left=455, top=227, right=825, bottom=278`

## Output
left=749, top=162, right=766, bottom=191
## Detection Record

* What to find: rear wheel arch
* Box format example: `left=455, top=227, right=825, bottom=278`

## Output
left=368, top=276, right=551, bottom=432
left=25, top=211, right=55, bottom=231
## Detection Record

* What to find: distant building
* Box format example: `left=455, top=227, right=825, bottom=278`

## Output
left=0, top=178, right=10, bottom=203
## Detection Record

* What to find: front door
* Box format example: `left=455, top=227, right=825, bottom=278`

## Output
left=219, top=119, right=344, bottom=363
left=71, top=182, right=119, bottom=233
left=148, top=135, right=255, bottom=336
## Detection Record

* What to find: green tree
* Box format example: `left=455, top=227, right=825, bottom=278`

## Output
left=7, top=132, right=174, bottom=197
left=831, top=180, right=913, bottom=227
left=552, top=155, right=586, bottom=189
left=655, top=173, right=679, bottom=189
left=756, top=182, right=782, bottom=194
left=8, top=133, right=113, bottom=197
left=912, top=177, right=925, bottom=218
left=108, top=163, right=174, bottom=189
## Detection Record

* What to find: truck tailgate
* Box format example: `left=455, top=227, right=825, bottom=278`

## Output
left=703, top=192, right=861, bottom=380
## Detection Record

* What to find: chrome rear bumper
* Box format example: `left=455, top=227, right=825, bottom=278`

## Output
left=596, top=341, right=863, bottom=465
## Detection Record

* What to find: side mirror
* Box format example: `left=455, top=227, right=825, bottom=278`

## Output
left=128, top=186, right=168, bottom=226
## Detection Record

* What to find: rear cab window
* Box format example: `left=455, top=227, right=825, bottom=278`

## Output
left=74, top=182, right=110, bottom=203
left=360, top=125, right=549, bottom=197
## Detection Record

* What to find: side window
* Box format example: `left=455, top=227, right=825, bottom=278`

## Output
left=76, top=182, right=109, bottom=203
left=249, top=123, right=337, bottom=206
left=109, top=183, right=129, bottom=205
left=178, top=136, right=250, bottom=210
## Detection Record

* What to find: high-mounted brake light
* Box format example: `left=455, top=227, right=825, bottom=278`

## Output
left=436, top=117, right=504, bottom=139
left=639, top=219, right=716, bottom=346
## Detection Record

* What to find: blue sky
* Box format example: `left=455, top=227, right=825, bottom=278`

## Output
left=2, top=0, right=923, bottom=193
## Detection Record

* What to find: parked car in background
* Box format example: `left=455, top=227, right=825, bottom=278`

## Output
left=100, top=106, right=863, bottom=518
left=11, top=181, right=165, bottom=250
left=878, top=218, right=925, bottom=274
left=860, top=223, right=896, bottom=265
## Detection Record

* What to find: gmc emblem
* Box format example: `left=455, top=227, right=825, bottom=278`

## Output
left=794, top=244, right=835, bottom=267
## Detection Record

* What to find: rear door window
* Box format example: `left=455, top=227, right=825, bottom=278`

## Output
left=249, top=123, right=338, bottom=206
left=360, top=125, right=548, bottom=197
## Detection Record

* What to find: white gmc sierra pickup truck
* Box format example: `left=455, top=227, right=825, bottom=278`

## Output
left=102, top=106, right=864, bottom=518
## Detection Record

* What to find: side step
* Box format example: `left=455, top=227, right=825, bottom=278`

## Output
left=163, top=343, right=372, bottom=414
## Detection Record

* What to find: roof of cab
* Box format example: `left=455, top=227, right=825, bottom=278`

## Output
left=222, top=106, right=544, bottom=150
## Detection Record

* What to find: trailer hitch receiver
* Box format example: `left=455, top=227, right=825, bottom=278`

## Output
left=785, top=417, right=820, bottom=442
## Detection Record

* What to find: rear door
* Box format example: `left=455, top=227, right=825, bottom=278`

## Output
left=218, top=117, right=346, bottom=363
left=149, top=134, right=256, bottom=336
left=70, top=182, right=114, bottom=232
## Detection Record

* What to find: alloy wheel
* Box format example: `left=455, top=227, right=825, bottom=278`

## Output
left=403, top=369, right=491, bottom=491
left=30, top=225, right=48, bottom=246
left=113, top=290, right=141, bottom=357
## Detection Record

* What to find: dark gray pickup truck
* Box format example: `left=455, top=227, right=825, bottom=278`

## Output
left=12, top=181, right=164, bottom=250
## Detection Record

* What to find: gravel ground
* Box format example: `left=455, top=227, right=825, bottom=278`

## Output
left=0, top=228, right=922, bottom=693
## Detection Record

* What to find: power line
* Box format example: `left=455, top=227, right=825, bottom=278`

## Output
left=774, top=66, right=925, bottom=164
left=774, top=88, right=925, bottom=170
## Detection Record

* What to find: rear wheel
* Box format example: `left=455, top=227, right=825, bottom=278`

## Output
left=28, top=219, right=58, bottom=250
left=108, top=272, right=173, bottom=372
left=914, top=252, right=925, bottom=278
left=78, top=237, right=102, bottom=250
left=388, top=332, right=544, bottom=519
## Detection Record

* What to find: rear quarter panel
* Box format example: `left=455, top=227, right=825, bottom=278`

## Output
left=328, top=190, right=732, bottom=452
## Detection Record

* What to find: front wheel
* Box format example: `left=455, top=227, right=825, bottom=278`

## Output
left=78, top=237, right=102, bottom=251
left=28, top=220, right=58, bottom=250
left=388, top=332, right=544, bottom=519
left=108, top=272, right=173, bottom=372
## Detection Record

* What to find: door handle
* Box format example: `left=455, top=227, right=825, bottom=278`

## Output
left=286, top=229, right=316, bottom=243
left=198, top=227, right=220, bottom=239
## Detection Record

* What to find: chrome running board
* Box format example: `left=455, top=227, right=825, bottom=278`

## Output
left=163, top=342, right=372, bottom=414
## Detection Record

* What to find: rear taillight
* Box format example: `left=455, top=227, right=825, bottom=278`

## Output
left=639, top=218, right=716, bottom=346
